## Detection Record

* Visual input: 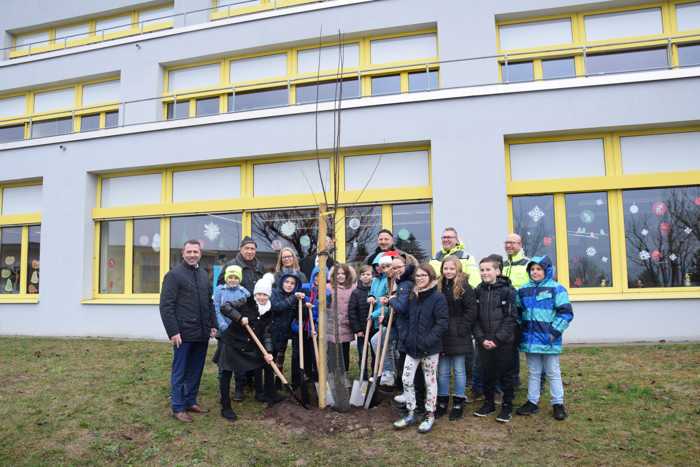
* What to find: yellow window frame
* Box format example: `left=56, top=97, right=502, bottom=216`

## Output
left=505, top=127, right=700, bottom=301
left=209, top=0, right=321, bottom=20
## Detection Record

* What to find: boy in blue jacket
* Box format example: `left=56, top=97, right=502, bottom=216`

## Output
left=212, top=265, right=250, bottom=333
left=515, top=256, right=573, bottom=421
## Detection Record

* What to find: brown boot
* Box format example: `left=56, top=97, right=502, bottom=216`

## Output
left=172, top=411, right=193, bottom=423
left=186, top=404, right=209, bottom=414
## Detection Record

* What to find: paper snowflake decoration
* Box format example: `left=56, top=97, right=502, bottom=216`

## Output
left=639, top=250, right=650, bottom=260
left=528, top=205, right=545, bottom=223
left=348, top=218, right=361, bottom=230
left=299, top=235, right=311, bottom=247
left=580, top=210, right=595, bottom=224
left=601, top=256, right=609, bottom=263
left=280, top=221, right=296, bottom=237
left=586, top=247, right=597, bottom=257
left=629, top=204, right=639, bottom=214
left=641, top=229, right=648, bottom=236
left=151, top=233, right=161, bottom=253
left=596, top=198, right=604, bottom=206
left=669, top=253, right=678, bottom=262
left=599, top=229, right=606, bottom=236
left=684, top=227, right=693, bottom=235
left=138, top=235, right=150, bottom=247
left=576, top=227, right=586, bottom=234
left=203, top=222, right=221, bottom=242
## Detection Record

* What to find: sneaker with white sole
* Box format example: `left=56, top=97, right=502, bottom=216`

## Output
left=393, top=411, right=417, bottom=429
left=393, top=393, right=407, bottom=405
left=417, top=413, right=435, bottom=434
left=380, top=371, right=395, bottom=387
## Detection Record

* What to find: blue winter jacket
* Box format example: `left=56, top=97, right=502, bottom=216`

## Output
left=212, top=284, right=250, bottom=332
left=516, top=256, right=574, bottom=354
left=368, top=273, right=389, bottom=330
left=270, top=271, right=302, bottom=351
left=291, top=267, right=331, bottom=335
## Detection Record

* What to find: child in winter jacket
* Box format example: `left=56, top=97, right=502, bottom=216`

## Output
left=212, top=265, right=251, bottom=333
left=348, top=264, right=373, bottom=379
left=270, top=271, right=305, bottom=387
left=515, top=255, right=573, bottom=421
left=472, top=256, right=518, bottom=423
left=328, top=264, right=356, bottom=373
left=369, top=252, right=398, bottom=386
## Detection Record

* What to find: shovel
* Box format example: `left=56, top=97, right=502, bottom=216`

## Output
left=350, top=304, right=373, bottom=407
left=308, top=303, right=335, bottom=407
left=364, top=305, right=394, bottom=409
left=243, top=322, right=308, bottom=409
left=297, top=299, right=310, bottom=406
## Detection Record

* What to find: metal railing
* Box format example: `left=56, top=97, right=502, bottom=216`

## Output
left=1, top=32, right=699, bottom=144
left=2, top=0, right=337, bottom=59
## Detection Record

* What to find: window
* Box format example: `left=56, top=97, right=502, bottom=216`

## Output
left=96, top=15, right=134, bottom=37
left=133, top=218, right=161, bottom=293
left=677, top=2, right=700, bottom=31
left=499, top=18, right=573, bottom=50
left=0, top=183, right=42, bottom=301
left=297, top=44, right=360, bottom=73
left=623, top=186, right=699, bottom=288
left=392, top=203, right=432, bottom=262
left=0, top=125, right=25, bottom=143
left=253, top=159, right=330, bottom=197
left=229, top=88, right=289, bottom=111
left=585, top=48, right=668, bottom=75
left=295, top=79, right=360, bottom=104
left=371, top=75, right=401, bottom=96
left=196, top=97, right=220, bottom=117
left=55, top=23, right=90, bottom=46
left=370, top=33, right=437, bottom=64
left=80, top=115, right=100, bottom=132
left=501, top=62, right=534, bottom=83
left=98, top=220, right=126, bottom=294
left=34, top=88, right=75, bottom=114
left=344, top=151, right=429, bottom=191
left=509, top=139, right=605, bottom=181
left=169, top=63, right=221, bottom=93
left=166, top=101, right=190, bottom=120
left=345, top=206, right=381, bottom=267
left=0, top=95, right=26, bottom=119
left=105, top=111, right=119, bottom=128
left=408, top=71, right=438, bottom=91
left=100, top=173, right=162, bottom=208
left=584, top=8, right=663, bottom=41
left=82, top=81, right=120, bottom=108
left=30, top=117, right=73, bottom=138
left=252, top=208, right=325, bottom=269
left=172, top=166, right=241, bottom=203
left=230, top=54, right=287, bottom=83
left=211, top=0, right=320, bottom=20
left=542, top=58, right=576, bottom=79
left=507, top=129, right=700, bottom=298
left=678, top=43, right=700, bottom=66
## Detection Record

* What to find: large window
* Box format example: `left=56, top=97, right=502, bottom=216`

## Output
left=162, top=30, right=439, bottom=118
left=507, top=129, right=700, bottom=299
left=496, top=2, right=700, bottom=81
left=92, top=149, right=432, bottom=302
left=0, top=182, right=42, bottom=302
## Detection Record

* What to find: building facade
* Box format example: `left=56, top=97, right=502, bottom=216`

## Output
left=0, top=0, right=698, bottom=341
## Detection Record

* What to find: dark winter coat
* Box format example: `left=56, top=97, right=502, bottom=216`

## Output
left=218, top=299, right=273, bottom=372
left=388, top=264, right=415, bottom=337
left=473, top=277, right=517, bottom=347
left=270, top=271, right=302, bottom=352
left=159, top=261, right=216, bottom=342
left=439, top=277, right=477, bottom=355
left=393, top=281, right=449, bottom=358
left=347, top=281, right=370, bottom=334
left=217, top=253, right=265, bottom=297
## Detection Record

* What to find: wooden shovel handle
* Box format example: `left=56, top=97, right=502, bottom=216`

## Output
left=243, top=323, right=289, bottom=385
left=376, top=306, right=394, bottom=379
left=298, top=299, right=304, bottom=370
left=371, top=305, right=385, bottom=379
left=358, top=303, right=373, bottom=381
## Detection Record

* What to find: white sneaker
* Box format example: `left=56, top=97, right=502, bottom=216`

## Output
left=393, top=393, right=407, bottom=404
left=380, top=372, right=395, bottom=387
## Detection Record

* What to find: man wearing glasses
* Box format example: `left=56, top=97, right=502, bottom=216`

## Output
left=429, top=227, right=480, bottom=287
left=503, top=233, right=531, bottom=390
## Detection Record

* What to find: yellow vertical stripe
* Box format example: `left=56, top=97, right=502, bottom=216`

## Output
left=553, top=193, right=570, bottom=288
left=124, top=219, right=134, bottom=294
left=19, top=226, right=29, bottom=294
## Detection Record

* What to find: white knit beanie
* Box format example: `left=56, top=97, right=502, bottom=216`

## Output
left=254, top=277, right=273, bottom=297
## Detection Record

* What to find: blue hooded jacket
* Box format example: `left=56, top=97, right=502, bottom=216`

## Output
left=291, top=267, right=331, bottom=335
left=270, top=271, right=302, bottom=351
left=516, top=256, right=574, bottom=354
left=212, top=283, right=251, bottom=332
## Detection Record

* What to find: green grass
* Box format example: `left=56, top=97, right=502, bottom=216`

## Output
left=1, top=338, right=698, bottom=466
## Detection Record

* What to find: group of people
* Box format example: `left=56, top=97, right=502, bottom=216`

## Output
left=159, top=226, right=574, bottom=433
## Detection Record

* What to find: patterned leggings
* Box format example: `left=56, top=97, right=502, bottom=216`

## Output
left=402, top=353, right=439, bottom=413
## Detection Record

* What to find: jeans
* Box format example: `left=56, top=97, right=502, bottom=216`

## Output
left=480, top=344, right=514, bottom=406
left=438, top=354, right=467, bottom=397
left=526, top=353, right=564, bottom=405
left=170, top=341, right=208, bottom=412
left=370, top=326, right=395, bottom=377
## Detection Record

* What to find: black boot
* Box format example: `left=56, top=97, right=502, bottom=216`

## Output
left=449, top=395, right=466, bottom=421
left=219, top=372, right=237, bottom=422
left=435, top=395, right=450, bottom=419
left=220, top=397, right=237, bottom=422
left=264, top=367, right=286, bottom=406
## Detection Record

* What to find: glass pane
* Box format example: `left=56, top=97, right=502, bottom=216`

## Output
left=252, top=209, right=332, bottom=271
left=565, top=193, right=613, bottom=288
left=166, top=101, right=189, bottom=120
left=584, top=8, right=662, bottom=41
left=2, top=185, right=42, bottom=215
left=82, top=80, right=120, bottom=107
left=623, top=186, right=700, bottom=288
left=679, top=44, right=700, bottom=67
left=585, top=48, right=668, bottom=75
left=371, top=75, right=401, bottom=96
left=169, top=213, right=242, bottom=289
left=0, top=227, right=22, bottom=295
left=80, top=114, right=100, bottom=132
left=173, top=166, right=241, bottom=203
left=34, top=88, right=75, bottom=113
left=295, top=79, right=360, bottom=104
left=229, top=88, right=288, bottom=111
left=133, top=218, right=160, bottom=293
left=101, top=173, right=162, bottom=208
left=27, top=225, right=40, bottom=294
left=370, top=33, right=437, bottom=64
left=502, top=61, right=533, bottom=82
left=345, top=206, right=382, bottom=267
left=512, top=195, right=558, bottom=272
left=168, top=63, right=220, bottom=92
left=509, top=139, right=605, bottom=181
left=542, top=57, right=576, bottom=79
left=105, top=111, right=119, bottom=128
left=253, top=159, right=330, bottom=197
left=344, top=151, right=429, bottom=190
left=408, top=71, right=438, bottom=91
left=499, top=19, right=573, bottom=50
left=0, top=95, right=26, bottom=119
left=30, top=118, right=73, bottom=138
left=196, top=97, right=220, bottom=117
left=677, top=2, right=700, bottom=31
left=392, top=203, right=431, bottom=263
left=99, top=220, right=125, bottom=294
left=297, top=44, right=360, bottom=73
left=0, top=125, right=25, bottom=143
left=230, top=53, right=287, bottom=83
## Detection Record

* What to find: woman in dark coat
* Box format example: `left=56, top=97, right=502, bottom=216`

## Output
left=390, top=263, right=448, bottom=434
left=436, top=256, right=477, bottom=421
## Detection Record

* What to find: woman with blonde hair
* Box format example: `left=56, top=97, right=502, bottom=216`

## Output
left=273, top=247, right=308, bottom=288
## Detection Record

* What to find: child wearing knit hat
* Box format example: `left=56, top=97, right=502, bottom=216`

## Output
left=213, top=265, right=250, bottom=333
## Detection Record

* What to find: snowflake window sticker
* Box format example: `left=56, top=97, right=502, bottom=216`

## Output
left=629, top=204, right=639, bottom=214
left=280, top=221, right=296, bottom=237
left=641, top=228, right=649, bottom=236
left=684, top=227, right=693, bottom=235
left=528, top=205, right=545, bottom=223
left=586, top=247, right=597, bottom=257
left=639, top=250, right=651, bottom=260
left=601, top=256, right=609, bottom=263
left=203, top=222, right=221, bottom=242
left=669, top=253, right=678, bottom=262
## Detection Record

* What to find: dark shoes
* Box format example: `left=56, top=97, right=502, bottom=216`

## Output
left=266, top=391, right=286, bottom=406
left=186, top=404, right=209, bottom=414
left=496, top=404, right=512, bottom=423
left=435, top=395, right=449, bottom=419
left=233, top=386, right=245, bottom=402
left=449, top=396, right=466, bottom=421
left=473, top=402, right=496, bottom=417
left=553, top=404, right=568, bottom=421
left=516, top=401, right=540, bottom=416
left=172, top=411, right=193, bottom=423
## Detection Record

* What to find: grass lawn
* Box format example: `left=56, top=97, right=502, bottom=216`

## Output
left=0, top=337, right=698, bottom=466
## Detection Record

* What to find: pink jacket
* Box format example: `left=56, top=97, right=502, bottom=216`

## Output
left=328, top=284, right=356, bottom=343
